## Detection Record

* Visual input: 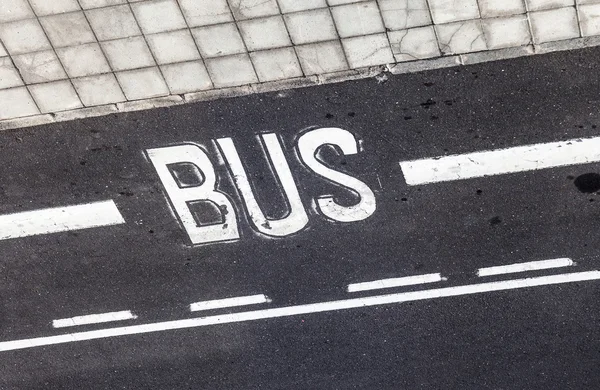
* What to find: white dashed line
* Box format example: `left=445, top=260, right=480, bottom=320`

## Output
left=0, top=200, right=125, bottom=240
left=399, top=136, right=600, bottom=185
left=477, top=258, right=575, bottom=277
left=190, top=294, right=271, bottom=312
left=52, top=311, right=137, bottom=328
left=1, top=271, right=599, bottom=352
left=347, top=273, right=445, bottom=292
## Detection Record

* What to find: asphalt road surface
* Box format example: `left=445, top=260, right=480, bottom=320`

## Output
left=2, top=47, right=600, bottom=389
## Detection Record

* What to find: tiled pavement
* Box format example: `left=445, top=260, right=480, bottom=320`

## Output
left=1, top=0, right=600, bottom=126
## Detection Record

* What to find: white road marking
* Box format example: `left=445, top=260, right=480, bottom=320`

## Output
left=399, top=136, right=600, bottom=185
left=217, top=135, right=310, bottom=238
left=478, top=258, right=575, bottom=277
left=347, top=273, right=444, bottom=292
left=296, top=128, right=377, bottom=222
left=0, top=200, right=125, bottom=240
left=1, top=271, right=598, bottom=352
left=146, top=144, right=240, bottom=245
left=190, top=294, right=271, bottom=312
left=52, top=311, right=137, bottom=328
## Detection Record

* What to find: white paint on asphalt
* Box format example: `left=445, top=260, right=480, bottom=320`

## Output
left=216, top=135, right=309, bottom=237
left=52, top=311, right=137, bottom=328
left=190, top=294, right=271, bottom=312
left=347, top=273, right=445, bottom=292
left=146, top=144, right=240, bottom=245
left=2, top=271, right=599, bottom=352
left=478, top=258, right=574, bottom=277
left=399, top=136, right=600, bottom=185
left=297, top=128, right=377, bottom=222
left=0, top=200, right=125, bottom=240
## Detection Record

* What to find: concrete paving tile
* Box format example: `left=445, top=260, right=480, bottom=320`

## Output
left=428, top=0, right=480, bottom=24
left=79, top=0, right=127, bottom=9
left=388, top=26, right=440, bottom=62
left=178, top=0, right=232, bottom=27
left=331, top=1, right=385, bottom=38
left=0, top=57, right=24, bottom=89
left=146, top=30, right=200, bottom=65
left=115, top=66, right=169, bottom=100
left=161, top=60, right=213, bottom=93
left=56, top=43, right=111, bottom=78
left=101, top=36, right=155, bottom=71
left=526, top=0, right=574, bottom=11
left=72, top=73, right=126, bottom=106
left=86, top=5, right=141, bottom=41
left=205, top=53, right=258, bottom=87
left=295, top=40, right=348, bottom=74
left=250, top=47, right=302, bottom=81
left=39, top=12, right=96, bottom=48
left=479, top=0, right=526, bottom=17
left=284, top=9, right=338, bottom=45
left=228, top=0, right=280, bottom=20
left=0, top=87, right=40, bottom=119
left=342, top=33, right=394, bottom=67
left=131, top=0, right=187, bottom=34
left=0, top=19, right=51, bottom=55
left=192, top=23, right=246, bottom=58
left=482, top=15, right=531, bottom=49
left=0, top=0, right=34, bottom=23
left=28, top=0, right=80, bottom=16
left=239, top=16, right=291, bottom=51
left=378, top=0, right=431, bottom=31
left=277, top=0, right=327, bottom=13
left=13, top=50, right=68, bottom=83
left=530, top=7, right=579, bottom=43
left=579, top=4, right=600, bottom=36
left=29, top=80, right=83, bottom=112
left=436, top=19, right=487, bottom=54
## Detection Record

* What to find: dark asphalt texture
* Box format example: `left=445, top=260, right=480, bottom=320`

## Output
left=2, top=47, right=600, bottom=389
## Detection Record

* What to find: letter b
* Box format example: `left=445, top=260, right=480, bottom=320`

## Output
left=146, top=144, right=239, bottom=245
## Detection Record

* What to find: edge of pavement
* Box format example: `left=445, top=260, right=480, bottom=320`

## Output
left=1, top=36, right=599, bottom=132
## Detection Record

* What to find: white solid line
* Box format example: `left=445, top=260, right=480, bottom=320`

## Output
left=478, top=258, right=575, bottom=277
left=52, top=311, right=137, bottom=328
left=190, top=294, right=270, bottom=312
left=347, top=273, right=444, bottom=292
left=399, top=136, right=600, bottom=185
left=1, top=271, right=598, bottom=352
left=0, top=200, right=125, bottom=240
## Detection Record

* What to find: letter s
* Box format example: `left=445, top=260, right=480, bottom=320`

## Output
left=297, top=128, right=376, bottom=222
